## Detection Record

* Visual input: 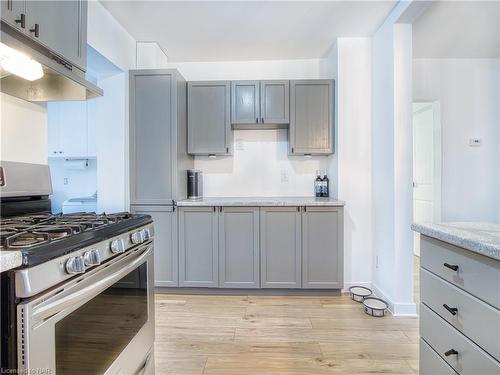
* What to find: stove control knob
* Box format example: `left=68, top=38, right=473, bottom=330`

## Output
left=110, top=239, right=126, bottom=254
left=65, top=256, right=85, bottom=275
left=141, top=228, right=151, bottom=241
left=130, top=231, right=144, bottom=244
left=84, top=249, right=101, bottom=266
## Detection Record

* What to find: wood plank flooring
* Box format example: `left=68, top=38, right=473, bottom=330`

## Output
left=154, top=258, right=420, bottom=374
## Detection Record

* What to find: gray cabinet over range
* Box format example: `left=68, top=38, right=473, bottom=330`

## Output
left=1, top=0, right=88, bottom=71
left=187, top=78, right=335, bottom=156
left=177, top=203, right=344, bottom=290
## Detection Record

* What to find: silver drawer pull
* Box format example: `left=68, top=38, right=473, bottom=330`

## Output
left=443, top=263, right=459, bottom=271
left=443, top=304, right=458, bottom=316
left=444, top=349, right=458, bottom=357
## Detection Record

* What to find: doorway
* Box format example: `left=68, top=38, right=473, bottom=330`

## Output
left=412, top=101, right=442, bottom=256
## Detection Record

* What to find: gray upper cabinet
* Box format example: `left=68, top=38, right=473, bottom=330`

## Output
left=188, top=81, right=231, bottom=155
left=302, top=207, right=343, bottom=289
left=1, top=0, right=26, bottom=31
left=218, top=207, right=260, bottom=288
left=130, top=69, right=191, bottom=205
left=132, top=206, right=178, bottom=287
left=231, top=80, right=289, bottom=128
left=260, top=207, right=301, bottom=288
left=260, top=80, right=289, bottom=125
left=178, top=207, right=219, bottom=287
left=289, top=80, right=334, bottom=155
left=231, top=80, right=260, bottom=125
left=1, top=0, right=87, bottom=71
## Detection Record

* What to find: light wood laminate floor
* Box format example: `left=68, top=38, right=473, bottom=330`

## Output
left=154, top=258, right=420, bottom=375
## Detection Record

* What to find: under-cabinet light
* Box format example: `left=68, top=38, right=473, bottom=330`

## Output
left=0, top=42, right=43, bottom=81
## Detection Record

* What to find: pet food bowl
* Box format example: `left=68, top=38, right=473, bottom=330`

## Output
left=349, top=286, right=372, bottom=303
left=363, top=297, right=388, bottom=317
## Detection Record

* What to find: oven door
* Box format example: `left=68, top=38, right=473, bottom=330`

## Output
left=18, top=243, right=155, bottom=375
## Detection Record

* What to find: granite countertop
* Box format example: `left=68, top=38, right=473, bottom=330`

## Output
left=0, top=250, right=23, bottom=273
left=412, top=222, right=500, bottom=261
left=177, top=197, right=345, bottom=207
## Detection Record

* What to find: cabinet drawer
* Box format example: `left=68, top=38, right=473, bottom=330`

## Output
left=421, top=268, right=500, bottom=360
left=420, top=338, right=458, bottom=375
left=420, top=303, right=500, bottom=374
left=421, top=236, right=500, bottom=309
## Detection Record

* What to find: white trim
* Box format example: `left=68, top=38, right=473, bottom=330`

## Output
left=372, top=283, right=418, bottom=317
left=342, top=281, right=372, bottom=294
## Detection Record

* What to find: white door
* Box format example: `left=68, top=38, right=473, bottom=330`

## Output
left=413, top=102, right=441, bottom=256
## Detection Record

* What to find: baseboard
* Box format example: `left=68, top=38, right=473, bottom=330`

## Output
left=155, top=287, right=341, bottom=296
left=341, top=281, right=373, bottom=294
left=371, top=283, right=418, bottom=317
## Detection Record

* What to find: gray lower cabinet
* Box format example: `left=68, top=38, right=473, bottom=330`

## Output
left=131, top=205, right=178, bottom=287
left=218, top=207, right=259, bottom=288
left=302, top=207, right=343, bottom=289
left=260, top=207, right=301, bottom=288
left=289, top=80, right=334, bottom=155
left=178, top=207, right=218, bottom=287
left=188, top=81, right=231, bottom=155
left=260, top=80, right=289, bottom=125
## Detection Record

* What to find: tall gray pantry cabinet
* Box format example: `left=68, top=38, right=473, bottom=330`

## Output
left=129, top=69, right=194, bottom=287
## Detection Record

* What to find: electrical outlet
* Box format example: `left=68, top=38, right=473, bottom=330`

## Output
left=375, top=256, right=379, bottom=269
left=469, top=138, right=482, bottom=147
left=63, top=178, right=68, bottom=185
left=235, top=139, right=244, bottom=151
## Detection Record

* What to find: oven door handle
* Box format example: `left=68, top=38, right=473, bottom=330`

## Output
left=32, top=246, right=152, bottom=322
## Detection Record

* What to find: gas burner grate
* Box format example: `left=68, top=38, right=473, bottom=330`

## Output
left=4, top=231, right=50, bottom=249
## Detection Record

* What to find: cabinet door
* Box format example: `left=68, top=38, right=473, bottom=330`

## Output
left=130, top=71, right=173, bottom=205
left=219, top=207, right=259, bottom=288
left=290, top=80, right=334, bottom=155
left=302, top=207, right=343, bottom=289
left=1, top=0, right=26, bottom=30
left=188, top=81, right=231, bottom=155
left=25, top=0, right=87, bottom=70
left=131, top=205, right=178, bottom=287
left=231, top=80, right=260, bottom=124
left=260, top=80, right=289, bottom=124
left=47, top=102, right=61, bottom=157
left=58, top=101, right=88, bottom=157
left=260, top=207, right=301, bottom=288
left=178, top=207, right=218, bottom=287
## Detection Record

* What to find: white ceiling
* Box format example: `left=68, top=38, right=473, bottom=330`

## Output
left=101, top=1, right=397, bottom=62
left=413, top=1, right=500, bottom=59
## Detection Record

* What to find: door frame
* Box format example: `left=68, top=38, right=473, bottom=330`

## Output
left=412, top=100, right=442, bottom=224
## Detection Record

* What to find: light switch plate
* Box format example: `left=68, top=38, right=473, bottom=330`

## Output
left=469, top=138, right=482, bottom=147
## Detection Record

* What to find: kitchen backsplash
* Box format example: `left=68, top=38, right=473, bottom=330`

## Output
left=194, top=129, right=335, bottom=197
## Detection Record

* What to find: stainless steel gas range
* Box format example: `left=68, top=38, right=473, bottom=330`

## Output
left=0, top=161, right=155, bottom=374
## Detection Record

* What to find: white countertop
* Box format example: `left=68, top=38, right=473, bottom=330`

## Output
left=412, top=222, right=500, bottom=261
left=177, top=197, right=345, bottom=207
left=0, top=250, right=23, bottom=273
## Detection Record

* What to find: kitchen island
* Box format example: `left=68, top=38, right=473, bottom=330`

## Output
left=412, top=222, right=500, bottom=375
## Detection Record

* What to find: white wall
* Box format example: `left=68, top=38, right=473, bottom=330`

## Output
left=87, top=0, right=136, bottom=71
left=371, top=1, right=416, bottom=316
left=136, top=42, right=169, bottom=69
left=95, top=73, right=128, bottom=213
left=166, top=57, right=337, bottom=198
left=336, top=38, right=373, bottom=289
left=48, top=158, right=97, bottom=213
left=413, top=58, right=500, bottom=222
left=168, top=58, right=335, bottom=81
left=196, top=129, right=332, bottom=197
left=0, top=93, right=47, bottom=164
